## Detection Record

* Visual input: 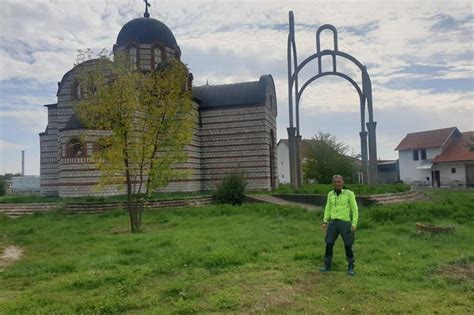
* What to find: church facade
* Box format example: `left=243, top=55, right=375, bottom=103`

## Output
left=39, top=12, right=278, bottom=197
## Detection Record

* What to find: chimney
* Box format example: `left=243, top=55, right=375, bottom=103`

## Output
left=22, top=150, right=25, bottom=176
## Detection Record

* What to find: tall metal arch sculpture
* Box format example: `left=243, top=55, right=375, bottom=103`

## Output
left=287, top=11, right=378, bottom=187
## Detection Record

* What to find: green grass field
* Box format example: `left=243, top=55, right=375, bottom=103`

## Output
left=0, top=190, right=472, bottom=314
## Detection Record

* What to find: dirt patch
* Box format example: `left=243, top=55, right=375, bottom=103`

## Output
left=0, top=245, right=24, bottom=271
left=438, top=262, right=474, bottom=282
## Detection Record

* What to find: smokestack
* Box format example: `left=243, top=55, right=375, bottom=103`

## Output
left=22, top=150, right=25, bottom=176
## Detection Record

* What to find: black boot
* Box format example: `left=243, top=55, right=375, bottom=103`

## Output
left=345, top=246, right=355, bottom=276
left=319, top=255, right=332, bottom=272
left=347, top=259, right=355, bottom=276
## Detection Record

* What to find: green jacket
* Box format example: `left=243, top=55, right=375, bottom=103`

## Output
left=323, top=188, right=359, bottom=227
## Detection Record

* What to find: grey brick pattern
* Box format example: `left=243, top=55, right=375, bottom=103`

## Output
left=39, top=18, right=277, bottom=197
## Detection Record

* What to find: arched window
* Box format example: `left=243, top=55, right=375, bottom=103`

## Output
left=128, top=46, right=137, bottom=70
left=67, top=139, right=85, bottom=158
left=73, top=81, right=82, bottom=100
left=152, top=46, right=162, bottom=69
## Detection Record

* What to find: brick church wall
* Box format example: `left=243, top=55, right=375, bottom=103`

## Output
left=39, top=105, right=59, bottom=196
left=199, top=103, right=277, bottom=191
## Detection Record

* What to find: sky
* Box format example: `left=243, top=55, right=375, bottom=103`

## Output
left=0, top=0, right=473, bottom=175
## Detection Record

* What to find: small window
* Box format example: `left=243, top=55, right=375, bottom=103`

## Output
left=73, top=81, right=82, bottom=100
left=420, top=148, right=427, bottom=160
left=451, top=168, right=456, bottom=174
left=67, top=139, right=84, bottom=158
left=426, top=177, right=430, bottom=181
left=128, top=46, right=137, bottom=70
left=412, top=149, right=419, bottom=161
left=152, top=47, right=162, bottom=69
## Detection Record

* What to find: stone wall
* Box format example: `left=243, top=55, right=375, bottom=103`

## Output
left=156, top=103, right=203, bottom=193
left=199, top=102, right=277, bottom=191
left=39, top=104, right=59, bottom=196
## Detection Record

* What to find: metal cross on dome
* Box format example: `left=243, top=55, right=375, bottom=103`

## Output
left=144, top=0, right=151, bottom=18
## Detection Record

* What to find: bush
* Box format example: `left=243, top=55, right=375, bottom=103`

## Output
left=0, top=179, right=5, bottom=196
left=213, top=170, right=248, bottom=205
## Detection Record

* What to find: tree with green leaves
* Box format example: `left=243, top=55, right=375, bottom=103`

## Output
left=76, top=50, right=194, bottom=233
left=0, top=179, right=5, bottom=196
left=303, top=131, right=359, bottom=184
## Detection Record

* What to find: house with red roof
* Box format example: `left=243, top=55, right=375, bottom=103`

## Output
left=395, top=127, right=474, bottom=187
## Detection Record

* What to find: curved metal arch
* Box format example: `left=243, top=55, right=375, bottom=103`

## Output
left=290, top=49, right=374, bottom=132
left=290, top=50, right=366, bottom=85
left=296, top=71, right=366, bottom=133
left=316, top=24, right=338, bottom=52
left=286, top=12, right=377, bottom=187
left=297, top=71, right=362, bottom=101
left=316, top=24, right=338, bottom=72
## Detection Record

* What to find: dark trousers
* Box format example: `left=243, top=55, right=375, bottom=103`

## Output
left=324, top=220, right=355, bottom=265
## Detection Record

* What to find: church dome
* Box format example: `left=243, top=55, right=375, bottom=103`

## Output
left=116, top=17, right=177, bottom=48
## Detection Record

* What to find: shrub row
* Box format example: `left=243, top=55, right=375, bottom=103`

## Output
left=275, top=183, right=410, bottom=195
left=358, top=190, right=474, bottom=229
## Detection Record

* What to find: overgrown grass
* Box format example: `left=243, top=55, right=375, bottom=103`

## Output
left=275, top=183, right=411, bottom=195
left=0, top=191, right=211, bottom=204
left=0, top=191, right=472, bottom=313
left=1, top=184, right=409, bottom=204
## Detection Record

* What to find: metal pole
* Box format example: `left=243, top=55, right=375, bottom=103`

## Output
left=22, top=150, right=25, bottom=176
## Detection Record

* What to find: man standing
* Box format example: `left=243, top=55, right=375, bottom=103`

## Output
left=320, top=175, right=359, bottom=276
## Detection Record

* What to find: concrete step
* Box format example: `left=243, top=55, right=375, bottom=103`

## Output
left=246, top=195, right=320, bottom=212
left=369, top=191, right=428, bottom=204
left=0, top=203, right=59, bottom=211
left=0, top=197, right=215, bottom=217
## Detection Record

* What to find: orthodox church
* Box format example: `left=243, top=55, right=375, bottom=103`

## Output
left=39, top=8, right=278, bottom=197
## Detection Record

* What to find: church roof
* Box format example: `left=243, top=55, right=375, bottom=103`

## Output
left=116, top=17, right=177, bottom=48
left=193, top=75, right=274, bottom=108
left=63, top=114, right=86, bottom=131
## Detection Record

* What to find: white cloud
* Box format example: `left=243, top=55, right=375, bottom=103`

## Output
left=0, top=139, right=27, bottom=152
left=0, top=108, right=48, bottom=134
left=0, top=0, right=473, bottom=174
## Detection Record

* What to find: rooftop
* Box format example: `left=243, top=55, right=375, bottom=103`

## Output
left=433, top=131, right=474, bottom=163
left=395, top=127, right=459, bottom=151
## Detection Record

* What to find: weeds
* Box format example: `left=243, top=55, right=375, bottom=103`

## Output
left=0, top=191, right=473, bottom=313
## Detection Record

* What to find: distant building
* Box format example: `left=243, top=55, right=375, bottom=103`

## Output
left=11, top=176, right=40, bottom=194
left=5, top=179, right=12, bottom=194
left=39, top=10, right=277, bottom=197
left=377, top=160, right=399, bottom=184
left=277, top=139, right=313, bottom=184
left=277, top=139, right=363, bottom=184
left=395, top=127, right=474, bottom=187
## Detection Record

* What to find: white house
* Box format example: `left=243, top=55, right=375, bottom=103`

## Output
left=11, top=176, right=41, bottom=194
left=395, top=127, right=474, bottom=187
left=277, top=139, right=291, bottom=183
